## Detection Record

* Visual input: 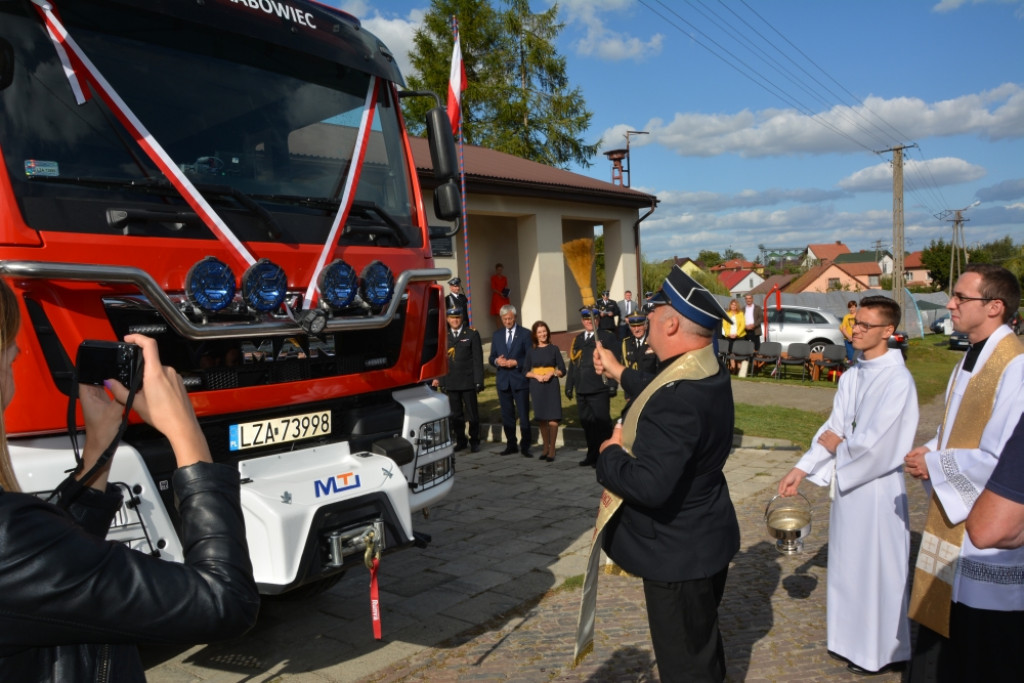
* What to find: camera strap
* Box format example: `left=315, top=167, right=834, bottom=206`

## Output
left=49, top=358, right=144, bottom=509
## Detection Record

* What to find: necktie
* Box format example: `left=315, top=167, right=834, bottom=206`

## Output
left=636, top=339, right=642, bottom=349
left=507, top=330, right=513, bottom=346
left=585, top=333, right=592, bottom=343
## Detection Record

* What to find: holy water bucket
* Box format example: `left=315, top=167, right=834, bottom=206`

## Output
left=764, top=493, right=812, bottom=555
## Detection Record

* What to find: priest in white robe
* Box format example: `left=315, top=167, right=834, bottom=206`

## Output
left=779, top=295, right=918, bottom=675
left=904, top=264, right=1024, bottom=682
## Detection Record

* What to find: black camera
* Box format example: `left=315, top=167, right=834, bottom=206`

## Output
left=76, top=340, right=143, bottom=388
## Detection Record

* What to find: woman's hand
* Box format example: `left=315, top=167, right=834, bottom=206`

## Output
left=77, top=383, right=128, bottom=489
left=105, top=334, right=212, bottom=468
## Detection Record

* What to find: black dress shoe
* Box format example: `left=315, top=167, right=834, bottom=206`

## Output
left=578, top=458, right=596, bottom=467
left=499, top=445, right=517, bottom=455
left=521, top=449, right=533, bottom=458
left=846, top=662, right=900, bottom=676
left=454, top=443, right=468, bottom=453
left=470, top=444, right=481, bottom=453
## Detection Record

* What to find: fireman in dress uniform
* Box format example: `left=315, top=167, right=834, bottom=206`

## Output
left=432, top=306, right=483, bottom=452
left=620, top=311, right=659, bottom=399
left=566, top=307, right=620, bottom=467
left=596, top=290, right=620, bottom=334
left=445, top=277, right=469, bottom=323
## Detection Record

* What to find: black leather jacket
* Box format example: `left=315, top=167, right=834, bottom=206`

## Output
left=0, top=462, right=260, bottom=682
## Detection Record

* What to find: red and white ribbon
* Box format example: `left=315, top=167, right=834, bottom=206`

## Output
left=302, top=77, right=378, bottom=310
left=31, top=0, right=258, bottom=274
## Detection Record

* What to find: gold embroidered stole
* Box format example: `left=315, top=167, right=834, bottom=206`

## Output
left=908, top=333, right=1024, bottom=637
left=572, top=344, right=721, bottom=666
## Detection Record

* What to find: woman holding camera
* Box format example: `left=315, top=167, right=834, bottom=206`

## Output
left=0, top=279, right=259, bottom=681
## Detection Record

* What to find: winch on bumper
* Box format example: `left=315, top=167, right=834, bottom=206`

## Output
left=237, top=443, right=419, bottom=594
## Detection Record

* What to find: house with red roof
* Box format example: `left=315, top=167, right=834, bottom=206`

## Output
left=801, top=241, right=851, bottom=268
left=904, top=251, right=933, bottom=287
left=785, top=261, right=878, bottom=293
left=718, top=269, right=765, bottom=297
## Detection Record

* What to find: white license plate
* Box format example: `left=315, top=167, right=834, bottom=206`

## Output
left=228, top=410, right=331, bottom=451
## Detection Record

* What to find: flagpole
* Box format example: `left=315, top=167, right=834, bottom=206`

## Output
left=451, top=15, right=471, bottom=328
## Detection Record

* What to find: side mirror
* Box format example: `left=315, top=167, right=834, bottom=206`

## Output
left=433, top=179, right=461, bottom=223
left=426, top=107, right=459, bottom=182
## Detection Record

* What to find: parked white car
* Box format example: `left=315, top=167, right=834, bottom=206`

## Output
left=764, top=305, right=845, bottom=355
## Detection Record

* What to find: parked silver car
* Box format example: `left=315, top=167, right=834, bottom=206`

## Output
left=764, top=305, right=845, bottom=355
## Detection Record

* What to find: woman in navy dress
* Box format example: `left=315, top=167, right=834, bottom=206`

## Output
left=524, top=321, right=565, bottom=462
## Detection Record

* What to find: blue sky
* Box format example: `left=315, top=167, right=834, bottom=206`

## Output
left=334, top=0, right=1024, bottom=263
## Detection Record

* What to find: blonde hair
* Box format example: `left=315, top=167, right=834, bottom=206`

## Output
left=0, top=279, right=20, bottom=492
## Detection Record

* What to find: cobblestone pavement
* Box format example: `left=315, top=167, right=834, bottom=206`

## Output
left=144, top=382, right=937, bottom=682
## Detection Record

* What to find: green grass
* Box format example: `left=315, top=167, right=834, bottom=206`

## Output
left=475, top=333, right=963, bottom=448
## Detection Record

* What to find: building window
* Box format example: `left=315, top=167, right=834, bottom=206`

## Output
left=869, top=275, right=880, bottom=286
left=828, top=278, right=841, bottom=290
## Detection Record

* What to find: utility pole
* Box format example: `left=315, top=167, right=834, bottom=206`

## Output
left=877, top=143, right=916, bottom=328
left=935, top=201, right=979, bottom=295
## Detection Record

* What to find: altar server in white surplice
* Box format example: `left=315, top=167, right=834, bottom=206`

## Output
left=779, top=295, right=917, bottom=676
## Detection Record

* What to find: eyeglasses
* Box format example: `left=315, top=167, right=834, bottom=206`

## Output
left=950, top=292, right=994, bottom=305
left=852, top=319, right=891, bottom=331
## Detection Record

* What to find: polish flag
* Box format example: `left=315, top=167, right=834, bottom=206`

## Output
left=446, top=30, right=467, bottom=136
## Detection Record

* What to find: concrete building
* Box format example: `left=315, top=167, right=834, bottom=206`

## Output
left=410, top=139, right=658, bottom=338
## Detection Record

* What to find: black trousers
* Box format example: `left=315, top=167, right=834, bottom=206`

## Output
left=497, top=385, right=531, bottom=450
left=909, top=601, right=1024, bottom=682
left=447, top=389, right=479, bottom=446
left=577, top=390, right=611, bottom=461
left=643, top=567, right=729, bottom=683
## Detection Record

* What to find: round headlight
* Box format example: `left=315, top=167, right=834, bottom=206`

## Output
left=360, top=261, right=394, bottom=308
left=185, top=257, right=236, bottom=312
left=241, top=259, right=287, bottom=312
left=318, top=259, right=358, bottom=309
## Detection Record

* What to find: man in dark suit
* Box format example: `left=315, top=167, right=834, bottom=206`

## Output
left=743, top=293, right=763, bottom=351
left=596, top=290, right=620, bottom=333
left=592, top=266, right=740, bottom=683
left=566, top=307, right=619, bottom=467
left=433, top=307, right=483, bottom=453
left=445, top=277, right=469, bottom=323
left=488, top=304, right=532, bottom=457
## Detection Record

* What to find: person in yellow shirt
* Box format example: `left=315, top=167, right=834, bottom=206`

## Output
left=722, top=299, right=746, bottom=372
left=840, top=300, right=857, bottom=363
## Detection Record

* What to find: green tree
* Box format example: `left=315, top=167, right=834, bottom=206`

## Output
left=698, top=250, right=723, bottom=268
left=722, top=247, right=745, bottom=261
left=403, top=0, right=598, bottom=168
left=641, top=255, right=673, bottom=296
left=920, top=238, right=987, bottom=291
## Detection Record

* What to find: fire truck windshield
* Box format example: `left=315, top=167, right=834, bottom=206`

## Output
left=0, top=4, right=420, bottom=248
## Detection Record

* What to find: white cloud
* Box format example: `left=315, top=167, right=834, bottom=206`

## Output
left=338, top=3, right=424, bottom=80
left=932, top=0, right=1024, bottom=16
left=839, top=157, right=986, bottom=193
left=599, top=84, right=1024, bottom=158
left=557, top=0, right=664, bottom=61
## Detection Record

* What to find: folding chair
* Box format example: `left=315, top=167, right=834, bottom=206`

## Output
left=752, top=341, right=781, bottom=377
left=813, top=344, right=846, bottom=382
left=729, top=339, right=755, bottom=375
left=779, top=343, right=810, bottom=380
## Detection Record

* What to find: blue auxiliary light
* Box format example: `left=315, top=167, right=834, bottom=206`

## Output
left=241, top=259, right=287, bottom=312
left=318, top=259, right=358, bottom=309
left=186, top=257, right=236, bottom=312
left=360, top=261, right=394, bottom=308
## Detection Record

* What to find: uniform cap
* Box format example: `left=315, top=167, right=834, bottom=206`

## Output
left=445, top=306, right=463, bottom=317
left=448, top=277, right=461, bottom=286
left=579, top=306, right=597, bottom=318
left=648, top=266, right=729, bottom=329
left=627, top=313, right=647, bottom=326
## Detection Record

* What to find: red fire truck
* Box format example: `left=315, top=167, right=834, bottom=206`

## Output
left=0, top=0, right=461, bottom=595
